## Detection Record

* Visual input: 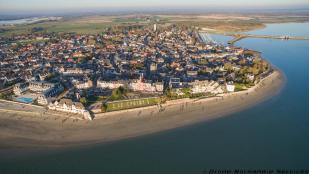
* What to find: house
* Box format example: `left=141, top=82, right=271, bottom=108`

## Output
left=39, top=71, right=49, bottom=81
left=48, top=99, right=92, bottom=120
left=226, top=81, right=235, bottom=92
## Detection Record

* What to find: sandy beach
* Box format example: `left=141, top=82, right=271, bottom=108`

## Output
left=0, top=70, right=285, bottom=155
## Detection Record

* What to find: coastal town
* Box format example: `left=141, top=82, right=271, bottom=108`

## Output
left=0, top=24, right=272, bottom=120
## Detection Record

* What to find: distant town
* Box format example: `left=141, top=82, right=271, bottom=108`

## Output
left=0, top=24, right=272, bottom=120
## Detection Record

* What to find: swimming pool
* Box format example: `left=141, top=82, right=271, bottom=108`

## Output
left=15, top=97, right=34, bottom=104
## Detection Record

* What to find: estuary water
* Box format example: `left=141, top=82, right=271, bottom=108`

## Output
left=1, top=23, right=309, bottom=174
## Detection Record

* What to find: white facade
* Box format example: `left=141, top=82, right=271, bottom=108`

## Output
left=74, top=80, right=93, bottom=89
left=226, top=82, right=235, bottom=92
left=13, top=83, right=28, bottom=95
left=190, top=80, right=223, bottom=94
left=29, top=81, right=54, bottom=92
left=128, top=80, right=163, bottom=93
left=48, top=99, right=92, bottom=120
left=61, top=68, right=84, bottom=75
left=37, top=94, right=51, bottom=105
left=97, top=80, right=126, bottom=89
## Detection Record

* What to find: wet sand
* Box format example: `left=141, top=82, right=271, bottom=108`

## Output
left=0, top=70, right=285, bottom=155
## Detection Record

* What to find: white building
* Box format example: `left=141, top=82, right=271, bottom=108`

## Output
left=73, top=79, right=93, bottom=89
left=190, top=80, right=223, bottom=94
left=13, top=83, right=29, bottom=96
left=48, top=99, right=92, bottom=120
left=29, top=81, right=55, bottom=92
left=37, top=83, right=64, bottom=105
left=60, top=68, right=84, bottom=75
left=226, top=81, right=235, bottom=92
left=128, top=78, right=163, bottom=93
left=97, top=80, right=126, bottom=89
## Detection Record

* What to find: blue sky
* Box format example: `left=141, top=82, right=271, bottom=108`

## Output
left=1, top=0, right=309, bottom=12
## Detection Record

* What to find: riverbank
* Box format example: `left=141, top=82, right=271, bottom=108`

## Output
left=0, top=70, right=285, bottom=156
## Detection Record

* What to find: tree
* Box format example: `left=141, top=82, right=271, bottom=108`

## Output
left=110, top=86, right=126, bottom=100
left=224, top=62, right=233, bottom=72
left=80, top=97, right=87, bottom=105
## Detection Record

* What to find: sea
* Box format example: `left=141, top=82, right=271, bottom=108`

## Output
left=1, top=23, right=309, bottom=174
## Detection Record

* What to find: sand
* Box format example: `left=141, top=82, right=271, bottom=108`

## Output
left=0, top=70, right=285, bottom=155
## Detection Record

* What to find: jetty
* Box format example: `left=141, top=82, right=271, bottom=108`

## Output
left=227, top=34, right=309, bottom=45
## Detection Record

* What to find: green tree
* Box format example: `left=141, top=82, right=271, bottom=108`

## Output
left=80, top=97, right=87, bottom=105
left=110, top=86, right=126, bottom=100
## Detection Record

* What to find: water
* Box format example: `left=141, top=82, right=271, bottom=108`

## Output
left=0, top=18, right=35, bottom=25
left=15, top=97, right=34, bottom=104
left=1, top=23, right=309, bottom=173
left=246, top=23, right=309, bottom=37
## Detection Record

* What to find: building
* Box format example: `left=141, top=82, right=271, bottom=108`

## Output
left=169, top=78, right=181, bottom=89
left=128, top=75, right=163, bottom=93
left=13, top=83, right=29, bottom=96
left=226, top=81, right=235, bottom=92
left=97, top=79, right=126, bottom=89
left=149, top=62, right=157, bottom=73
left=61, top=68, right=84, bottom=75
left=37, top=83, right=64, bottom=105
left=29, top=81, right=55, bottom=92
left=189, top=80, right=223, bottom=94
left=39, top=71, right=49, bottom=81
left=48, top=99, right=92, bottom=120
left=129, top=80, right=163, bottom=93
left=73, top=79, right=93, bottom=89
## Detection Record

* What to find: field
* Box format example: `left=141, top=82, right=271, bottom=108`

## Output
left=104, top=97, right=160, bottom=112
left=1, top=14, right=309, bottom=36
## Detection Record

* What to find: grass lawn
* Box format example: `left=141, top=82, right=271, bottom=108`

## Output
left=105, top=97, right=160, bottom=112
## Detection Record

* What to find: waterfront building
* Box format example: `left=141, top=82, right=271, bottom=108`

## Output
left=13, top=83, right=29, bottom=96
left=48, top=99, right=92, bottom=120
left=226, top=81, right=235, bottom=92
left=169, top=78, right=181, bottom=89
left=37, top=83, right=64, bottom=105
left=128, top=80, right=163, bottom=93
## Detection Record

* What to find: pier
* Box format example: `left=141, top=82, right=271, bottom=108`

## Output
left=227, top=34, right=309, bottom=45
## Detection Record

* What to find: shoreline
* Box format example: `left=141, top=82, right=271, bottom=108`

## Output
left=0, top=70, right=286, bottom=156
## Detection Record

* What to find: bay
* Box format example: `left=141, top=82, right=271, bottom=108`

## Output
left=1, top=23, right=309, bottom=174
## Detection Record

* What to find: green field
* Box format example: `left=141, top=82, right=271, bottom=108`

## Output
left=0, top=21, right=114, bottom=36
left=104, top=97, right=160, bottom=112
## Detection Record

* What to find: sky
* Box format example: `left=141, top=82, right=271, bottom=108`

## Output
left=1, top=0, right=309, bottom=14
